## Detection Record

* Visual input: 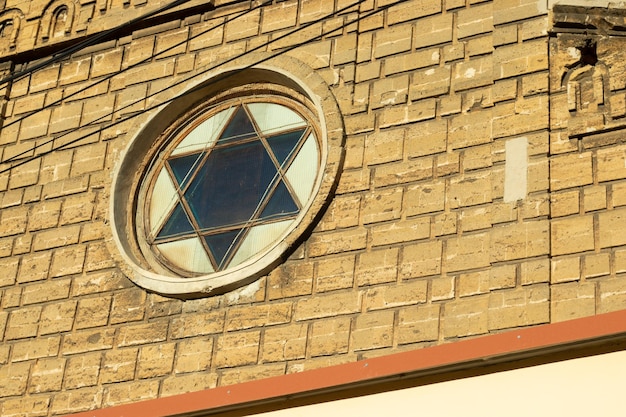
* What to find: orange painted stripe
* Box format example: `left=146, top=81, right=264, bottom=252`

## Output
left=66, top=309, right=626, bottom=417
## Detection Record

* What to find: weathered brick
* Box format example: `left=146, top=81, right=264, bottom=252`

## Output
left=551, top=215, right=595, bottom=255
left=161, top=373, right=218, bottom=397
left=309, top=317, right=350, bottom=357
left=352, top=310, right=394, bottom=351
left=404, top=179, right=446, bottom=216
left=488, top=285, right=549, bottom=330
left=215, top=331, right=260, bottom=368
left=268, top=261, right=314, bottom=300
left=62, top=329, right=115, bottom=354
left=356, top=247, right=399, bottom=286
left=137, top=342, right=176, bottom=378
left=400, top=240, right=442, bottom=279
left=101, top=348, right=138, bottom=384
left=11, top=336, right=60, bottom=362
left=551, top=282, right=596, bottom=322
left=30, top=357, right=66, bottom=393
left=443, top=295, right=489, bottom=338
left=295, top=291, right=362, bottom=321
left=492, top=220, right=550, bottom=261
left=225, top=303, right=293, bottom=331
left=397, top=304, right=440, bottom=344
left=446, top=232, right=491, bottom=272
left=5, top=306, right=42, bottom=340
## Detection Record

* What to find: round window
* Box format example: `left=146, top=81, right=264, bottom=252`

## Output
left=137, top=97, right=320, bottom=277
left=109, top=62, right=344, bottom=298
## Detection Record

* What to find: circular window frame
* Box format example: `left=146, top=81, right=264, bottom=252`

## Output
left=109, top=57, right=344, bottom=298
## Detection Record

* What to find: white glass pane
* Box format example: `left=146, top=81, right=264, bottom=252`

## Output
left=285, top=133, right=318, bottom=205
left=229, top=220, right=292, bottom=267
left=157, top=237, right=214, bottom=274
left=247, top=103, right=306, bottom=135
left=149, top=167, right=179, bottom=236
left=171, top=107, right=234, bottom=156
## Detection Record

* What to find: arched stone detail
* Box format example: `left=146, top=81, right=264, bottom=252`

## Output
left=0, top=8, right=24, bottom=50
left=39, top=0, right=76, bottom=42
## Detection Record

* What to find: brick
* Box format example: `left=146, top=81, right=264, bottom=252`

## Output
left=50, top=102, right=82, bottom=134
left=137, top=342, right=176, bottom=378
left=117, top=321, right=167, bottom=347
left=101, top=348, right=138, bottom=383
left=494, top=39, right=548, bottom=79
left=371, top=75, right=409, bottom=108
left=50, top=386, right=103, bottom=415
left=0, top=257, right=18, bottom=286
left=400, top=240, right=442, bottom=278
left=317, top=195, right=361, bottom=231
left=551, top=190, right=579, bottom=217
left=352, top=310, right=394, bottom=351
left=215, top=331, right=260, bottom=368
left=295, top=291, right=361, bottom=321
left=584, top=253, right=610, bottom=278
left=492, top=220, right=550, bottom=261
left=173, top=338, right=213, bottom=374
left=261, top=323, right=307, bottom=363
left=449, top=109, right=493, bottom=149
left=103, top=380, right=158, bottom=407
left=1, top=396, right=50, bottom=417
left=309, top=317, right=350, bottom=357
left=28, top=200, right=62, bottom=231
left=379, top=99, right=437, bottom=129
left=307, top=228, right=367, bottom=257
left=11, top=336, right=60, bottom=362
left=161, top=373, right=218, bottom=397
left=449, top=170, right=492, bottom=208
left=488, top=285, right=549, bottom=330
left=370, top=217, right=430, bottom=247
left=356, top=247, right=399, bottom=286
left=406, top=119, right=447, bottom=157
left=21, top=278, right=71, bottom=305
left=551, top=282, right=596, bottom=323
left=5, top=306, right=42, bottom=340
left=446, top=232, right=491, bottom=272
left=414, top=13, right=453, bottom=49
left=110, top=288, right=146, bottom=324
left=316, top=254, right=355, bottom=292
left=550, top=152, right=593, bottom=191
left=493, top=97, right=549, bottom=138
left=598, top=208, right=626, bottom=249
left=170, top=311, right=225, bottom=339
left=268, top=261, right=314, bottom=300
left=220, top=363, right=286, bottom=386
left=599, top=278, right=626, bottom=314
left=49, top=245, right=86, bottom=279
left=64, top=352, right=101, bottom=389
left=551, top=215, right=595, bottom=255
left=39, top=300, right=77, bottom=335
left=404, top=179, right=445, bottom=216
left=360, top=188, right=403, bottom=225
left=226, top=303, right=293, bottom=331
left=75, top=295, right=112, bottom=329
left=0, top=206, right=28, bottom=237
left=373, top=158, right=433, bottom=187
left=62, top=329, right=115, bottom=354
left=453, top=56, right=493, bottom=91
left=384, top=49, right=440, bottom=77
left=72, top=271, right=131, bottom=296
left=262, top=1, right=297, bottom=33
left=374, top=23, right=412, bottom=58
left=582, top=185, right=606, bottom=212
left=30, top=357, right=66, bottom=393
left=520, top=258, right=550, bottom=285
left=443, top=295, right=489, bottom=338
left=397, top=304, right=440, bottom=344
left=0, top=362, right=31, bottom=397
left=32, top=225, right=81, bottom=251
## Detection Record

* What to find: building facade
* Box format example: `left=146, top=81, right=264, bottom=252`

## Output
left=0, top=0, right=625, bottom=415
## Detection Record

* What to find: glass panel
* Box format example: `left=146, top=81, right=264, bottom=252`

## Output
left=171, top=107, right=234, bottom=156
left=229, top=220, right=292, bottom=267
left=156, top=202, right=195, bottom=239
left=217, top=106, right=257, bottom=143
left=285, top=133, right=318, bottom=205
left=267, top=129, right=305, bottom=167
left=168, top=152, right=204, bottom=189
left=156, top=237, right=214, bottom=274
left=150, top=167, right=178, bottom=236
left=203, top=229, right=244, bottom=269
left=185, top=140, right=278, bottom=229
left=260, top=180, right=299, bottom=219
left=247, top=102, right=306, bottom=135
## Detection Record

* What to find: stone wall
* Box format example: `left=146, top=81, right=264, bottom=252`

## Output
left=0, top=0, right=625, bottom=415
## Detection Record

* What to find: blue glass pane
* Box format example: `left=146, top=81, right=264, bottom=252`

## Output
left=218, top=106, right=257, bottom=143
left=185, top=140, right=277, bottom=229
left=260, top=180, right=298, bottom=219
left=168, top=152, right=203, bottom=189
left=267, top=129, right=305, bottom=167
left=204, top=229, right=243, bottom=268
left=156, top=202, right=195, bottom=239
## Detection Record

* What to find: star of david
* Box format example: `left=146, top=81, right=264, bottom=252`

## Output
left=152, top=105, right=307, bottom=271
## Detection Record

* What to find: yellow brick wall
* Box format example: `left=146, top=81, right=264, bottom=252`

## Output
left=0, top=0, right=625, bottom=415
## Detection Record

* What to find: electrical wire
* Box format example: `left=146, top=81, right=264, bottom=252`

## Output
left=0, top=0, right=274, bottom=136
left=0, top=0, right=193, bottom=88
left=0, top=0, right=365, bottom=166
left=0, top=0, right=408, bottom=175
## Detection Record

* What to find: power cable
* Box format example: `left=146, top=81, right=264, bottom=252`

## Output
left=0, top=0, right=408, bottom=175
left=0, top=0, right=194, bottom=88
left=1, top=0, right=364, bottom=165
left=0, top=0, right=273, bottom=136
